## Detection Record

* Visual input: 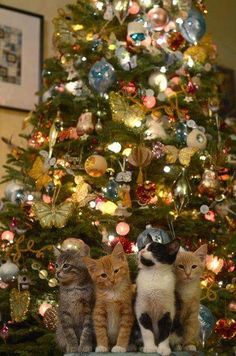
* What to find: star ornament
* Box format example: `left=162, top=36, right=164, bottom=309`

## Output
left=184, top=96, right=194, bottom=103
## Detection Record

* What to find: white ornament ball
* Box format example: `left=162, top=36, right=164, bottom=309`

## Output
left=5, top=182, right=24, bottom=201
left=0, top=260, right=19, bottom=282
left=187, top=128, right=207, bottom=149
left=148, top=72, right=168, bottom=92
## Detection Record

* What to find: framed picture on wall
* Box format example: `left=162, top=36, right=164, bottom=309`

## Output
left=0, top=5, right=43, bottom=111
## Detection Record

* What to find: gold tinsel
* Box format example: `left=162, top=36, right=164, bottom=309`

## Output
left=10, top=288, right=30, bottom=322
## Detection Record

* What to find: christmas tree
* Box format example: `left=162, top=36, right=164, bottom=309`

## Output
left=0, top=0, right=236, bottom=355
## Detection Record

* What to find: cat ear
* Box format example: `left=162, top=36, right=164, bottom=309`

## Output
left=83, top=256, right=97, bottom=273
left=166, top=239, right=180, bottom=255
left=76, top=244, right=90, bottom=257
left=194, top=244, right=207, bottom=263
left=53, top=246, right=61, bottom=258
left=112, top=242, right=125, bottom=260
left=146, top=234, right=153, bottom=245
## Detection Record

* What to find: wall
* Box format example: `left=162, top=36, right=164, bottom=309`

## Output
left=1, top=0, right=236, bottom=197
left=0, top=0, right=70, bottom=196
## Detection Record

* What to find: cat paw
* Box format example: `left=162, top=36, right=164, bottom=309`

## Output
left=78, top=344, right=92, bottom=353
left=111, top=345, right=126, bottom=353
left=143, top=345, right=158, bottom=353
left=95, top=345, right=109, bottom=353
left=174, top=344, right=182, bottom=351
left=157, top=344, right=171, bottom=356
left=184, top=344, right=197, bottom=351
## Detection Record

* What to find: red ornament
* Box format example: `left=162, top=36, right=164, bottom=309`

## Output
left=136, top=181, right=157, bottom=205
left=48, top=262, right=56, bottom=273
left=0, top=323, right=9, bottom=342
left=214, top=318, right=236, bottom=340
left=186, top=81, right=198, bottom=94
left=120, top=81, right=137, bottom=95
left=204, top=210, right=215, bottom=222
left=142, top=96, right=156, bottom=109
left=224, top=259, right=235, bottom=273
left=110, top=236, right=133, bottom=254
left=167, top=32, right=185, bottom=51
left=28, top=131, right=47, bottom=149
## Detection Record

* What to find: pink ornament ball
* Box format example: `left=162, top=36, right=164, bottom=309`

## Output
left=1, top=231, right=14, bottom=243
left=116, top=222, right=130, bottom=236
left=143, top=96, right=156, bottom=109
left=128, top=1, right=140, bottom=15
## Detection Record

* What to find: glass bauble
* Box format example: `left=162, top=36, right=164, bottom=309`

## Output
left=89, top=58, right=116, bottom=93
left=180, top=9, right=206, bottom=44
left=137, top=227, right=171, bottom=251
left=147, top=6, right=169, bottom=31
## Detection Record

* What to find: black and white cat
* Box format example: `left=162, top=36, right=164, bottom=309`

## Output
left=135, top=236, right=180, bottom=356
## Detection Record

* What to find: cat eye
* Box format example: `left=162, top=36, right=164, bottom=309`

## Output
left=192, top=265, right=197, bottom=269
left=101, top=273, right=107, bottom=278
left=55, top=263, right=58, bottom=268
left=178, top=264, right=184, bottom=269
left=63, top=263, right=70, bottom=269
left=114, top=269, right=119, bottom=273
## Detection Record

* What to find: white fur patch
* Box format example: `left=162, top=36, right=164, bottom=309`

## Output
left=111, top=345, right=126, bottom=352
left=95, top=345, right=108, bottom=352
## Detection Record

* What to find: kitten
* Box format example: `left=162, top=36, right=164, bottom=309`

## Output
left=135, top=236, right=180, bottom=356
left=171, top=244, right=207, bottom=351
left=84, top=243, right=134, bottom=353
left=54, top=245, right=95, bottom=353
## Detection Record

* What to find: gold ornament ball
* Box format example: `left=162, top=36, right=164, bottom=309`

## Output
left=61, top=238, right=86, bottom=252
left=39, top=269, right=48, bottom=279
left=48, top=278, right=58, bottom=288
left=43, top=306, right=58, bottom=331
left=85, top=155, right=108, bottom=177
left=187, top=128, right=207, bottom=150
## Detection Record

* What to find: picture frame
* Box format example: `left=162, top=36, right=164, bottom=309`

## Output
left=0, top=5, right=44, bottom=112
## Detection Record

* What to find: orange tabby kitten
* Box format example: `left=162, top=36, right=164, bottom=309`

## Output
left=84, top=243, right=134, bottom=353
left=170, top=245, right=207, bottom=352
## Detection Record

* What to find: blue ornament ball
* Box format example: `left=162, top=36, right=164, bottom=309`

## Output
left=137, top=227, right=171, bottom=251
left=176, top=122, right=188, bottom=144
left=180, top=10, right=206, bottom=44
left=199, top=304, right=216, bottom=344
left=88, top=58, right=116, bottom=93
left=104, top=178, right=119, bottom=200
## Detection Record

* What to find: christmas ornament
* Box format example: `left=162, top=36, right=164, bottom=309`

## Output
left=127, top=21, right=146, bottom=45
left=28, top=131, right=47, bottom=149
left=180, top=9, right=206, bottom=44
left=114, top=203, right=132, bottom=217
left=128, top=145, right=153, bottom=183
left=72, top=175, right=91, bottom=205
left=84, top=155, right=108, bottom=177
left=61, top=238, right=89, bottom=254
left=116, top=171, right=132, bottom=183
left=48, top=111, right=63, bottom=159
left=118, top=184, right=132, bottom=208
left=198, top=168, right=220, bottom=197
left=187, top=128, right=207, bottom=149
left=116, top=222, right=130, bottom=236
left=113, top=0, right=129, bottom=24
left=10, top=288, right=30, bottom=322
left=18, top=274, right=31, bottom=290
left=0, top=260, right=19, bottom=282
left=109, top=92, right=145, bottom=127
left=95, top=118, right=103, bottom=133
left=128, top=1, right=140, bottom=15
left=0, top=323, right=9, bottom=342
left=43, top=306, right=58, bottom=331
left=204, top=210, right=215, bottom=222
left=137, top=227, right=171, bottom=251
left=142, top=96, right=156, bottom=109
left=214, top=318, right=236, bottom=340
left=167, top=31, right=185, bottom=51
left=173, top=168, right=191, bottom=212
left=76, top=111, right=94, bottom=135
left=1, top=230, right=14, bottom=243
left=110, top=236, right=133, bottom=254
left=148, top=6, right=169, bottom=31
left=103, top=177, right=119, bottom=200
left=120, top=81, right=137, bottom=95
left=199, top=304, right=215, bottom=346
left=89, top=58, right=116, bottom=93
left=176, top=122, right=188, bottom=143
left=39, top=270, right=48, bottom=279
left=98, top=201, right=118, bottom=215
left=152, top=142, right=165, bottom=159
left=48, top=278, right=58, bottom=287
left=107, top=142, right=122, bottom=153
left=206, top=255, right=224, bottom=274
left=28, top=156, right=52, bottom=191
left=148, top=72, right=168, bottom=92
left=33, top=201, right=73, bottom=228
left=4, top=182, right=25, bottom=204
left=39, top=302, right=52, bottom=317
left=165, top=145, right=198, bottom=166
left=145, top=116, right=168, bottom=140
left=136, top=181, right=157, bottom=205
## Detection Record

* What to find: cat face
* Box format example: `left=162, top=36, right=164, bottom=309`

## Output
left=84, top=243, right=130, bottom=289
left=54, top=248, right=90, bottom=285
left=139, top=237, right=180, bottom=268
left=174, top=244, right=207, bottom=283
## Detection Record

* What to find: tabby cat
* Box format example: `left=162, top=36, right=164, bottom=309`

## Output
left=171, top=244, right=207, bottom=351
left=54, top=245, right=95, bottom=353
left=84, top=242, right=134, bottom=353
left=135, top=236, right=180, bottom=356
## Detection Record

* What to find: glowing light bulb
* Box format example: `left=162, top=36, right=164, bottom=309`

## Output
left=108, top=234, right=115, bottom=242
left=163, top=165, right=171, bottom=173
left=116, top=222, right=130, bottom=236
left=122, top=148, right=132, bottom=157
left=108, top=142, right=122, bottom=153
left=135, top=120, right=142, bottom=128
left=1, top=230, right=14, bottom=243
